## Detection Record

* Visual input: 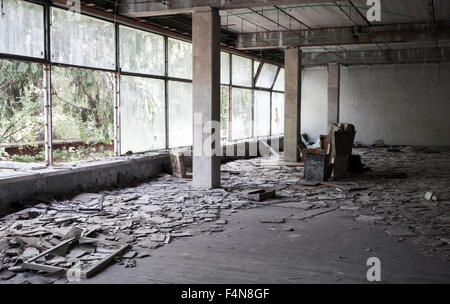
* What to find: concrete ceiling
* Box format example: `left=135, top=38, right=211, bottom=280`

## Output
left=63, top=1, right=450, bottom=65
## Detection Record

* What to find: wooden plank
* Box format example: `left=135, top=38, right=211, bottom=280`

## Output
left=252, top=161, right=304, bottom=167
left=82, top=243, right=132, bottom=278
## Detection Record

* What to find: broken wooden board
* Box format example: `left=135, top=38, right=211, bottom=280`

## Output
left=21, top=237, right=131, bottom=279
left=239, top=189, right=276, bottom=201
left=321, top=182, right=368, bottom=192
left=251, top=161, right=304, bottom=167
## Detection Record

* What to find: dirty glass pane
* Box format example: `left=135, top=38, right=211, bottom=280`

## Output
left=253, top=90, right=271, bottom=137
left=50, top=8, right=115, bottom=70
left=273, top=68, right=285, bottom=92
left=0, top=0, right=44, bottom=58
left=221, top=52, right=230, bottom=85
left=51, top=66, right=114, bottom=163
left=168, top=38, right=192, bottom=80
left=0, top=60, right=44, bottom=163
left=256, top=63, right=279, bottom=89
left=168, top=81, right=192, bottom=148
left=232, top=55, right=252, bottom=87
left=231, top=88, right=252, bottom=140
left=220, top=85, right=229, bottom=141
left=119, top=25, right=165, bottom=76
left=120, top=76, right=166, bottom=154
left=271, top=92, right=285, bottom=135
left=254, top=60, right=260, bottom=77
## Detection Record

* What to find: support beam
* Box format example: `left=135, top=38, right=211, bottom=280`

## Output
left=303, top=47, right=450, bottom=66
left=327, top=63, right=340, bottom=130
left=192, top=8, right=221, bottom=189
left=119, top=0, right=332, bottom=17
left=43, top=64, right=52, bottom=167
left=236, top=22, right=450, bottom=50
left=284, top=48, right=302, bottom=162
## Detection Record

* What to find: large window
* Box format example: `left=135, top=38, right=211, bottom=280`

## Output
left=119, top=26, right=165, bottom=76
left=51, top=8, right=115, bottom=69
left=232, top=55, right=252, bottom=87
left=0, top=3, right=286, bottom=166
left=0, top=60, right=44, bottom=162
left=120, top=76, right=166, bottom=154
left=169, top=81, right=192, bottom=148
left=232, top=88, right=252, bottom=140
left=51, top=66, right=114, bottom=162
left=0, top=0, right=44, bottom=58
left=256, top=63, right=279, bottom=89
left=168, top=38, right=192, bottom=80
left=271, top=93, right=285, bottom=135
left=253, top=91, right=271, bottom=137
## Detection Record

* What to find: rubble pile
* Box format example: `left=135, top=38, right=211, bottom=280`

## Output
left=0, top=146, right=449, bottom=283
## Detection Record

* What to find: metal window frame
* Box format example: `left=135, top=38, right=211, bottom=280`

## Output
left=0, top=0, right=284, bottom=165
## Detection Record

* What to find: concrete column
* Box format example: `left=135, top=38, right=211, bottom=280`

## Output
left=192, top=8, right=221, bottom=189
left=327, top=63, right=340, bottom=130
left=284, top=48, right=302, bottom=162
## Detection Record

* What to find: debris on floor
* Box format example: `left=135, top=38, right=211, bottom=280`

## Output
left=1, top=146, right=449, bottom=283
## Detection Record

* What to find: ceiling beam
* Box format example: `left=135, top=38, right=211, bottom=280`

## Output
left=303, top=47, right=450, bottom=66
left=119, top=0, right=333, bottom=17
left=236, top=22, right=450, bottom=50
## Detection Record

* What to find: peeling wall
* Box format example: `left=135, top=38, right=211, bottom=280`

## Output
left=300, top=63, right=450, bottom=146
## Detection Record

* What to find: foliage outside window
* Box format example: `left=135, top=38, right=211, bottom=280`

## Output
left=0, top=0, right=45, bottom=59
left=253, top=90, right=271, bottom=137
left=119, top=26, right=165, bottom=76
left=271, top=92, right=285, bottom=135
left=51, top=66, right=114, bottom=163
left=168, top=38, right=192, bottom=80
left=232, top=88, right=252, bottom=140
left=120, top=76, right=166, bottom=154
left=0, top=60, right=44, bottom=162
left=168, top=81, right=193, bottom=148
left=50, top=7, right=115, bottom=70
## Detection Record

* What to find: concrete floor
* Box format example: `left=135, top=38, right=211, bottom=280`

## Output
left=79, top=203, right=450, bottom=284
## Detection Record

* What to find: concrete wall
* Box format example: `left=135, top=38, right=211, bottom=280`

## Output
left=300, top=63, right=450, bottom=147
left=301, top=67, right=328, bottom=141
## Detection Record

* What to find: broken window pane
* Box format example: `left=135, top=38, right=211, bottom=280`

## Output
left=220, top=85, right=230, bottom=141
left=232, top=55, right=252, bottom=87
left=51, top=66, right=114, bottom=163
left=253, top=90, right=271, bottom=137
left=50, top=8, right=115, bottom=70
left=256, top=63, right=279, bottom=89
left=273, top=68, right=285, bottom=92
left=271, top=92, right=285, bottom=135
left=0, top=0, right=44, bottom=58
left=168, top=38, right=192, bottom=80
left=120, top=76, right=166, bottom=154
left=119, top=25, right=165, bottom=76
left=221, top=52, right=230, bottom=85
left=232, top=88, right=252, bottom=140
left=168, top=81, right=192, bottom=148
left=0, top=60, right=44, bottom=163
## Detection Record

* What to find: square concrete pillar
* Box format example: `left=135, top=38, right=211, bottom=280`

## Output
left=192, top=8, right=221, bottom=189
left=284, top=48, right=302, bottom=162
left=327, top=63, right=340, bottom=130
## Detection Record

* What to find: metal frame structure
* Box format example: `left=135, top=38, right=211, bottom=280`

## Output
left=0, top=0, right=285, bottom=166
